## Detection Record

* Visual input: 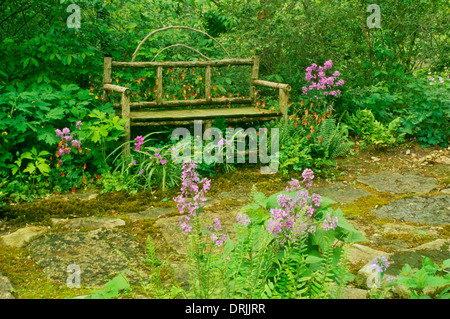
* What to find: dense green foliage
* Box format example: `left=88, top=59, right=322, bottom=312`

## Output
left=0, top=0, right=448, bottom=203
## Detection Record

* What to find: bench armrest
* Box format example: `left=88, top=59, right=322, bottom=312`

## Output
left=253, top=80, right=290, bottom=120
left=253, top=80, right=291, bottom=92
left=103, top=84, right=132, bottom=95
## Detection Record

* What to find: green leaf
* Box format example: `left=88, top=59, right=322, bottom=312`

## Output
left=442, top=259, right=450, bottom=269
left=45, top=107, right=66, bottom=120
left=36, top=162, right=51, bottom=175
left=21, top=152, right=33, bottom=160
left=305, top=255, right=323, bottom=264
left=23, top=163, right=36, bottom=174
left=425, top=276, right=450, bottom=287
left=312, top=229, right=334, bottom=251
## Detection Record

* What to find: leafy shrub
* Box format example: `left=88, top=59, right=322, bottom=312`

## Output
left=345, top=109, right=405, bottom=149
left=106, top=132, right=181, bottom=193
left=399, top=73, right=450, bottom=147
left=309, top=118, right=354, bottom=160
left=387, top=257, right=450, bottom=299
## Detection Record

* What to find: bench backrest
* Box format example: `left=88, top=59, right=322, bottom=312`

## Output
left=102, top=56, right=261, bottom=110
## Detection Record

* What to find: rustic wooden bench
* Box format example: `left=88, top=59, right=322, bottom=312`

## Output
left=101, top=27, right=291, bottom=152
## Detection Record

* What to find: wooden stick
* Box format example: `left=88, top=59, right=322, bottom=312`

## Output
left=102, top=57, right=112, bottom=103
left=152, top=44, right=211, bottom=61
left=121, top=92, right=131, bottom=156
left=112, top=59, right=253, bottom=69
left=131, top=26, right=231, bottom=62
left=250, top=56, right=260, bottom=101
left=205, top=66, right=211, bottom=102
left=103, top=83, right=131, bottom=95
left=156, top=66, right=163, bottom=105
left=279, top=88, right=289, bottom=121
left=253, top=79, right=291, bottom=91
left=131, top=116, right=280, bottom=127
left=119, top=97, right=253, bottom=109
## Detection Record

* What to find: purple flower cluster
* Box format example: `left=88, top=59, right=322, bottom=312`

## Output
left=134, top=135, right=144, bottom=151
left=302, top=60, right=344, bottom=97
left=76, top=120, right=83, bottom=130
left=153, top=150, right=167, bottom=165
left=370, top=256, right=390, bottom=273
left=207, top=217, right=226, bottom=246
left=266, top=169, right=328, bottom=245
left=174, top=162, right=211, bottom=234
left=236, top=212, right=251, bottom=226
left=55, top=126, right=82, bottom=158
left=323, top=212, right=338, bottom=231
left=302, top=168, right=314, bottom=189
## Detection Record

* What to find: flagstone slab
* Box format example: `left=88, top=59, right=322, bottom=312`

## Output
left=29, top=229, right=143, bottom=287
left=371, top=196, right=450, bottom=225
left=357, top=171, right=437, bottom=194
left=57, top=216, right=126, bottom=230
left=0, top=271, right=15, bottom=299
left=1, top=226, right=49, bottom=248
left=313, top=182, right=373, bottom=204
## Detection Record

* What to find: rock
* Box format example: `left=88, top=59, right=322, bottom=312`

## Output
left=405, top=149, right=411, bottom=155
left=371, top=196, right=450, bottom=225
left=347, top=244, right=391, bottom=266
left=60, top=217, right=125, bottom=230
left=440, top=157, right=450, bottom=165
left=409, top=239, right=450, bottom=252
left=339, top=287, right=368, bottom=299
left=126, top=207, right=175, bottom=222
left=29, top=229, right=143, bottom=287
left=313, top=182, right=372, bottom=205
left=371, top=156, right=381, bottom=162
left=357, top=171, right=437, bottom=194
left=350, top=244, right=393, bottom=289
left=0, top=272, right=15, bottom=299
left=1, top=226, right=48, bottom=248
left=441, top=188, right=450, bottom=195
left=382, top=223, right=439, bottom=237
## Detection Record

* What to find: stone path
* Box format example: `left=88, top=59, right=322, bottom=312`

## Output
left=0, top=164, right=449, bottom=299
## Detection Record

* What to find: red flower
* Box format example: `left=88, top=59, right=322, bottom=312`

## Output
left=306, top=135, right=311, bottom=139
left=54, top=191, right=59, bottom=196
left=83, top=176, right=87, bottom=183
left=83, top=163, right=86, bottom=169
left=71, top=188, right=76, bottom=194
left=97, top=175, right=101, bottom=181
left=319, top=137, right=323, bottom=143
left=61, top=172, right=65, bottom=177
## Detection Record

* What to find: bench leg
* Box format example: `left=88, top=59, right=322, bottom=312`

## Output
left=121, top=92, right=131, bottom=157
left=279, top=87, right=289, bottom=121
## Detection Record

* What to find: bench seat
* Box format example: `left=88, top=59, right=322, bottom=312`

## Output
left=130, top=107, right=281, bottom=126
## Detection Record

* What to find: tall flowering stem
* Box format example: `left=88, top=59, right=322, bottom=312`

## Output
left=292, top=60, right=345, bottom=140
left=174, top=161, right=216, bottom=298
left=174, top=162, right=211, bottom=234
